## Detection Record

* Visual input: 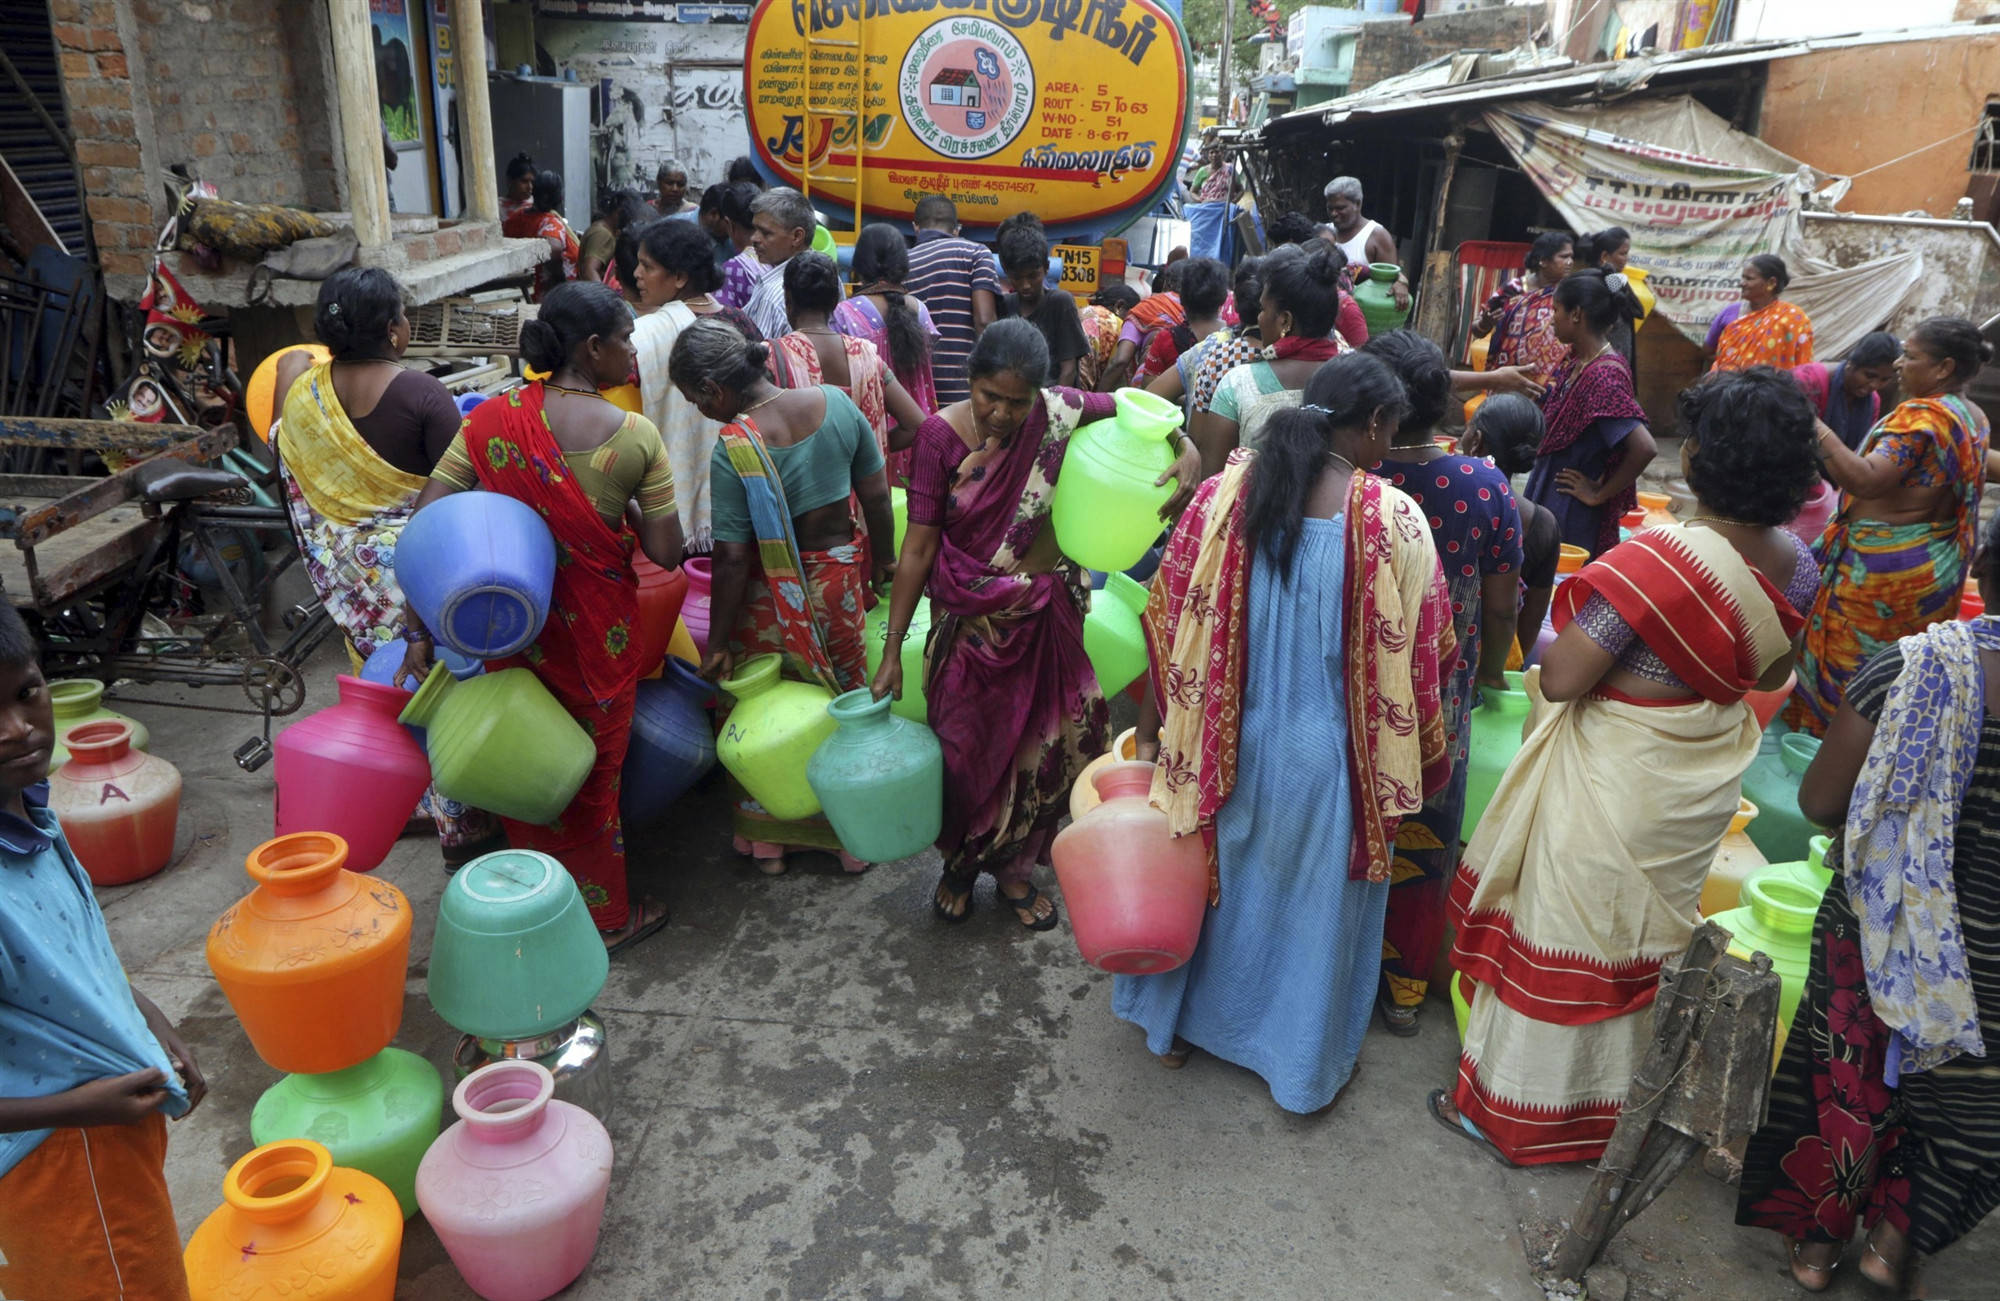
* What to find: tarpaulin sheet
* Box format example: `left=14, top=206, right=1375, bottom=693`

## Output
left=1482, top=98, right=1921, bottom=357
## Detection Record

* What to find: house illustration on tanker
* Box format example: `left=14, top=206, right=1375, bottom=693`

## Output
left=928, top=67, right=982, bottom=108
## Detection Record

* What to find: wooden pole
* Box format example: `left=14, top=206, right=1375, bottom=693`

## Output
left=451, top=0, right=500, bottom=224
left=1411, top=124, right=1464, bottom=342
left=327, top=0, right=392, bottom=248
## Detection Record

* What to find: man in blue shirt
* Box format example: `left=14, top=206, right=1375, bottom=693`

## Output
left=0, top=602, right=204, bottom=1298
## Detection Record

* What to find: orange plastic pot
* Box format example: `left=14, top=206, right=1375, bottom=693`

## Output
left=206, top=833, right=413, bottom=1075
left=1744, top=670, right=1796, bottom=731
left=632, top=556, right=689, bottom=678
left=1556, top=544, right=1588, bottom=575
left=184, top=1139, right=401, bottom=1300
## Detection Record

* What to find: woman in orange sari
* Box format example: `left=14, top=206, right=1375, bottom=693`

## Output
left=404, top=282, right=684, bottom=952
left=1788, top=317, right=1993, bottom=736
left=1711, top=254, right=1814, bottom=372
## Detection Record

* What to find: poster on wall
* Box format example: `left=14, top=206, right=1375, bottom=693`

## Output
left=372, top=0, right=425, bottom=144
left=742, top=0, right=1190, bottom=236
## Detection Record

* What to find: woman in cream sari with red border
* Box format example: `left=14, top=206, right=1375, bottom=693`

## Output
left=1446, top=523, right=1804, bottom=1164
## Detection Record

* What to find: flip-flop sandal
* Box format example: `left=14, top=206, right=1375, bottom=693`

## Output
left=1426, top=1089, right=1512, bottom=1165
left=1378, top=995, right=1421, bottom=1037
left=1001, top=881, right=1061, bottom=932
left=602, top=899, right=671, bottom=957
left=932, top=869, right=976, bottom=924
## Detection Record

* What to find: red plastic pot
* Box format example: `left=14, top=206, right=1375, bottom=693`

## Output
left=1051, top=761, right=1207, bottom=975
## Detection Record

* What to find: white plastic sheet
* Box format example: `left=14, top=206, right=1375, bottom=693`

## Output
left=1482, top=98, right=1921, bottom=357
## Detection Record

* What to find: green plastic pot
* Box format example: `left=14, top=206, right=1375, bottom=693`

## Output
left=250, top=1047, right=444, bottom=1219
left=1353, top=262, right=1411, bottom=337
left=1713, top=871, right=1821, bottom=1065
left=806, top=689, right=943, bottom=862
left=862, top=596, right=932, bottom=724
left=1741, top=730, right=1825, bottom=865
left=49, top=678, right=149, bottom=769
left=1083, top=572, right=1150, bottom=697
left=1051, top=388, right=1178, bottom=573
left=427, top=849, right=609, bottom=1042
left=399, top=664, right=595, bottom=826
left=716, top=654, right=837, bottom=821
left=1463, top=670, right=1530, bottom=840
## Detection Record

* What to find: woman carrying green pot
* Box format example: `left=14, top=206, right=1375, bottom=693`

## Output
left=871, top=320, right=1201, bottom=929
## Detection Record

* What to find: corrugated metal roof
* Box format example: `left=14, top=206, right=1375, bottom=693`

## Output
left=1259, top=21, right=1998, bottom=138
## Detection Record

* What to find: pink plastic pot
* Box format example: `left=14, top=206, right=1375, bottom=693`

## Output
left=1050, top=761, right=1208, bottom=974
left=1785, top=479, right=1837, bottom=549
left=1745, top=670, right=1796, bottom=731
left=415, top=1060, right=612, bottom=1301
left=681, top=557, right=713, bottom=657
left=274, top=676, right=431, bottom=872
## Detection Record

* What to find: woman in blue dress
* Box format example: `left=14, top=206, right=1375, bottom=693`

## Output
left=1117, top=352, right=1458, bottom=1113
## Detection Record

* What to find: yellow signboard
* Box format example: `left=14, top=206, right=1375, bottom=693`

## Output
left=1054, top=242, right=1100, bottom=299
left=744, top=0, right=1191, bottom=234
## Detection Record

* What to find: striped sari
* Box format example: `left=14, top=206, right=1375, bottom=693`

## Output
left=1786, top=395, right=1989, bottom=736
left=1451, top=524, right=1804, bottom=1164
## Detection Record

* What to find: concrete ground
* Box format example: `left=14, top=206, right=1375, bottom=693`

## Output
left=96, top=639, right=2000, bottom=1301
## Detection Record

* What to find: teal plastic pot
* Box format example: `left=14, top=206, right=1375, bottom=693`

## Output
left=862, top=596, right=932, bottom=724
left=1051, top=388, right=1178, bottom=573
left=806, top=689, right=943, bottom=862
left=428, top=849, right=609, bottom=1042
left=1083, top=572, right=1150, bottom=697
left=399, top=664, right=595, bottom=826
left=250, top=1047, right=445, bottom=1219
left=1741, top=731, right=1825, bottom=865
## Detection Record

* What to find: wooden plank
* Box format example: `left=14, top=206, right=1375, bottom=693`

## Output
left=0, top=417, right=215, bottom=453
left=0, top=503, right=155, bottom=608
left=0, top=429, right=238, bottom=544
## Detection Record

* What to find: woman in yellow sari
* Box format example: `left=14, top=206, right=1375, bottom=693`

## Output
left=273, top=267, right=500, bottom=864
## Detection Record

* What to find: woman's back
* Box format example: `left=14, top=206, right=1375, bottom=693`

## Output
left=434, top=395, right=674, bottom=529
left=708, top=386, right=883, bottom=547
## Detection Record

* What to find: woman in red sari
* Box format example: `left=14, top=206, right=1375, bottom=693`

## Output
left=404, top=282, right=683, bottom=951
left=870, top=321, right=1202, bottom=927
left=1473, top=230, right=1572, bottom=378
left=502, top=169, right=581, bottom=303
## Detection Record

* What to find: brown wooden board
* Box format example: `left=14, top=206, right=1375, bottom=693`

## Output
left=0, top=503, right=156, bottom=608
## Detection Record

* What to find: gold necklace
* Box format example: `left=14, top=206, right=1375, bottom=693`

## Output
left=1681, top=514, right=1762, bottom=530
left=741, top=390, right=783, bottom=415
left=1326, top=451, right=1358, bottom=474
left=543, top=380, right=606, bottom=400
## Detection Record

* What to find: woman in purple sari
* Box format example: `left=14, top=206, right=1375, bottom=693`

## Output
left=1523, top=270, right=1657, bottom=557
left=871, top=321, right=1202, bottom=928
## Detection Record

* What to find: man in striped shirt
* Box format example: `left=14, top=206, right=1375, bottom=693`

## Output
left=744, top=187, right=816, bottom=339
left=903, top=196, right=999, bottom=406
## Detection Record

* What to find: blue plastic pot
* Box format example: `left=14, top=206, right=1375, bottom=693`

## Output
left=396, top=492, right=556, bottom=660
left=620, top=660, right=717, bottom=827
left=361, top=638, right=483, bottom=689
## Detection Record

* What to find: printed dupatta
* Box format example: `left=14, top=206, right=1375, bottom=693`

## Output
left=1551, top=523, right=1803, bottom=704
left=280, top=361, right=428, bottom=526
left=459, top=384, right=641, bottom=707
left=714, top=416, right=844, bottom=695
left=1143, top=451, right=1457, bottom=894
left=1844, top=616, right=2000, bottom=1081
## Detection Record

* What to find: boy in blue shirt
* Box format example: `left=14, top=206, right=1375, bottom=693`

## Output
left=0, top=602, right=204, bottom=1299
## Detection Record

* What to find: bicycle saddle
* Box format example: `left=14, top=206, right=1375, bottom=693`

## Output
left=133, top=458, right=247, bottom=504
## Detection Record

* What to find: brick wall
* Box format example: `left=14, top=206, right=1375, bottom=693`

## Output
left=1351, top=3, right=1548, bottom=91
left=129, top=0, right=341, bottom=210
left=52, top=0, right=343, bottom=279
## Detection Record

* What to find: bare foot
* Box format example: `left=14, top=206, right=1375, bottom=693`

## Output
left=1862, top=1223, right=1924, bottom=1297
left=1786, top=1236, right=1840, bottom=1293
